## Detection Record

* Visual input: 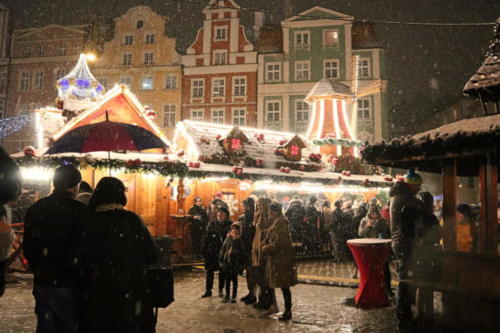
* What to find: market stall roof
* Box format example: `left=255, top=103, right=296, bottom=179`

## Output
left=304, top=78, right=353, bottom=103
left=361, top=114, right=500, bottom=175
left=49, top=84, right=171, bottom=149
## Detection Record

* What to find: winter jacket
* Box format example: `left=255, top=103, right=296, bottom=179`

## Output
left=23, top=190, right=85, bottom=287
left=358, top=217, right=390, bottom=238
left=304, top=204, right=319, bottom=226
left=322, top=207, right=334, bottom=230
left=238, top=211, right=255, bottom=258
left=284, top=199, right=306, bottom=227
left=251, top=198, right=272, bottom=267
left=261, top=214, right=298, bottom=288
left=389, top=181, right=422, bottom=253
left=203, top=219, right=231, bottom=270
left=80, top=204, right=159, bottom=333
left=219, top=235, right=246, bottom=274
left=331, top=208, right=344, bottom=234
left=188, top=205, right=208, bottom=235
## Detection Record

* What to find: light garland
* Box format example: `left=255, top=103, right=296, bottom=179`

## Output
left=0, top=114, right=33, bottom=139
left=312, top=137, right=363, bottom=147
left=254, top=180, right=388, bottom=194
left=20, top=166, right=54, bottom=183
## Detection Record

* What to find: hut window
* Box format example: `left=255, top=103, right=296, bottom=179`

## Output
left=231, top=138, right=241, bottom=149
left=291, top=145, right=300, bottom=156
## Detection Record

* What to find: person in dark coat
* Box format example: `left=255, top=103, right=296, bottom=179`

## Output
left=304, top=196, right=319, bottom=254
left=284, top=196, right=305, bottom=244
left=331, top=200, right=345, bottom=262
left=188, top=197, right=208, bottom=259
left=201, top=206, right=232, bottom=298
left=219, top=222, right=246, bottom=303
left=239, top=197, right=257, bottom=304
left=23, top=164, right=85, bottom=333
left=390, top=169, right=423, bottom=333
left=80, top=177, right=159, bottom=333
left=76, top=181, right=93, bottom=205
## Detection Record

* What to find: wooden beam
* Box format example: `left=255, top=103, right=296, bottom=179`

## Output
left=478, top=153, right=498, bottom=255
left=442, top=159, right=457, bottom=251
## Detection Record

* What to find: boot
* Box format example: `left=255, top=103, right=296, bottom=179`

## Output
left=244, top=295, right=257, bottom=305
left=200, top=290, right=212, bottom=298
left=279, top=308, right=292, bottom=321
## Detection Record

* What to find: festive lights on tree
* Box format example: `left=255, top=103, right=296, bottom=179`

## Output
left=0, top=115, right=33, bottom=139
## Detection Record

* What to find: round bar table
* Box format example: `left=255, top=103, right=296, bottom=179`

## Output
left=347, top=238, right=391, bottom=309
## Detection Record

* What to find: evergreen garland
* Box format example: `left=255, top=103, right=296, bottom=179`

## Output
left=312, top=137, right=364, bottom=147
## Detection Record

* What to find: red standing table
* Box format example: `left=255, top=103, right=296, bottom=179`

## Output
left=347, top=238, right=391, bottom=309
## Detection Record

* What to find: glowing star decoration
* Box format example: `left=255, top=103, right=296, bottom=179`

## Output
left=56, top=53, right=105, bottom=102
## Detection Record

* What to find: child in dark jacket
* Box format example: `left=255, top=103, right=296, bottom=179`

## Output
left=219, top=222, right=246, bottom=303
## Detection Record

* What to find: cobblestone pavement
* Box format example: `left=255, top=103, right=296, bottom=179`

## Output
left=0, top=271, right=397, bottom=333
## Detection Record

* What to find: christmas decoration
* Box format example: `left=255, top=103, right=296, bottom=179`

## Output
left=255, top=159, right=263, bottom=167
left=279, top=166, right=290, bottom=173
left=254, top=133, right=265, bottom=144
left=312, top=137, right=363, bottom=147
left=23, top=146, right=36, bottom=157
left=299, top=165, right=306, bottom=171
left=144, top=106, right=156, bottom=120
left=309, top=153, right=322, bottom=163
left=0, top=115, right=33, bottom=139
left=384, top=176, right=393, bottom=182
left=232, top=166, right=243, bottom=177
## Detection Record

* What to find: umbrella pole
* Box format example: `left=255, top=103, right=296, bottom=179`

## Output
left=108, top=150, right=111, bottom=176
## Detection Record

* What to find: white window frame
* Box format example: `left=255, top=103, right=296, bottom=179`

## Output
left=75, top=43, right=82, bottom=55
left=265, top=100, right=281, bottom=123
left=294, top=31, right=310, bottom=50
left=191, top=79, right=204, bottom=98
left=357, top=98, right=371, bottom=119
left=211, top=109, right=225, bottom=124
left=144, top=52, right=154, bottom=65
left=214, top=26, right=228, bottom=41
left=163, top=104, right=176, bottom=127
left=295, top=61, right=310, bottom=81
left=295, top=100, right=310, bottom=122
left=357, top=58, right=371, bottom=79
left=33, top=71, right=44, bottom=90
left=55, top=67, right=67, bottom=80
left=165, top=74, right=177, bottom=90
left=323, top=29, right=339, bottom=47
left=141, top=77, right=154, bottom=90
left=124, top=35, right=134, bottom=45
left=191, top=109, right=204, bottom=122
left=120, top=77, right=132, bottom=87
left=213, top=50, right=227, bottom=65
left=24, top=46, right=31, bottom=58
left=36, top=45, right=45, bottom=57
left=145, top=34, right=155, bottom=44
left=58, top=43, right=66, bottom=56
left=232, top=108, right=246, bottom=126
left=212, top=78, right=225, bottom=97
left=323, top=59, right=339, bottom=79
left=123, top=53, right=132, bottom=65
left=232, top=76, right=246, bottom=96
left=265, top=62, right=281, bottom=82
left=19, top=71, right=30, bottom=91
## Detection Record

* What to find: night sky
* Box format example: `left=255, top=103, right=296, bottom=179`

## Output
left=3, top=0, right=500, bottom=132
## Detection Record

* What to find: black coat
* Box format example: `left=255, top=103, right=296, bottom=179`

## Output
left=219, top=236, right=246, bottom=275
left=203, top=219, right=231, bottom=270
left=285, top=200, right=305, bottom=227
left=238, top=211, right=255, bottom=257
left=188, top=205, right=208, bottom=236
left=23, top=191, right=85, bottom=287
left=80, top=206, right=158, bottom=333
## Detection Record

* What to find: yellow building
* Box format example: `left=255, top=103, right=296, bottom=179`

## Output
left=92, top=6, right=182, bottom=137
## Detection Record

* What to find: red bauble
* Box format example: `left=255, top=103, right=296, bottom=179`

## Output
left=193, top=162, right=200, bottom=168
left=23, top=146, right=36, bottom=157
left=177, top=150, right=185, bottom=157
left=255, top=159, right=263, bottom=167
left=216, top=134, right=222, bottom=140
left=384, top=176, right=393, bottom=182
left=188, top=162, right=193, bottom=167
left=299, top=165, right=306, bottom=171
left=126, top=160, right=135, bottom=167
left=279, top=139, right=287, bottom=146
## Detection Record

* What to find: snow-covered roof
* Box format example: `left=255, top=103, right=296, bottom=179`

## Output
left=305, top=79, right=352, bottom=103
left=174, top=120, right=320, bottom=168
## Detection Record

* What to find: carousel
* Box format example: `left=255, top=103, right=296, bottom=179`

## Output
left=11, top=53, right=393, bottom=264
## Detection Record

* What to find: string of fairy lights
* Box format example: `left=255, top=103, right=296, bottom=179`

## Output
left=0, top=114, right=33, bottom=139
left=168, top=0, right=497, bottom=27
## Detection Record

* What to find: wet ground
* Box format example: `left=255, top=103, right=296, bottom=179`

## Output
left=0, top=270, right=397, bottom=333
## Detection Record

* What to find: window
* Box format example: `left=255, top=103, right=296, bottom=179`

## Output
left=295, top=61, right=310, bottom=81
left=120, top=77, right=132, bottom=87
left=294, top=31, right=310, bottom=50
left=266, top=63, right=281, bottom=82
left=213, top=50, right=227, bottom=65
left=136, top=20, right=143, bottom=29
left=295, top=101, right=310, bottom=122
left=215, top=26, right=227, bottom=41
left=233, top=77, right=246, bottom=96
left=98, top=78, right=108, bottom=89
left=18, top=104, right=29, bottom=115
left=0, top=72, right=6, bottom=92
left=144, top=52, right=154, bottom=65
left=75, top=43, right=82, bottom=55
left=165, top=74, right=177, bottom=90
left=36, top=45, right=45, bottom=57
left=290, top=145, right=300, bottom=156
left=55, top=68, right=67, bottom=80
left=323, top=30, right=339, bottom=47
left=145, top=34, right=155, bottom=44
left=163, top=105, right=176, bottom=127
left=211, top=109, right=224, bottom=124
left=357, top=58, right=371, bottom=79
left=324, top=60, right=339, bottom=79
left=24, top=47, right=31, bottom=58
left=0, top=103, right=5, bottom=118
left=19, top=71, right=30, bottom=91
left=141, top=77, right=153, bottom=90
left=231, top=138, right=241, bottom=149
left=58, top=43, right=66, bottom=56
left=191, top=79, right=204, bottom=98
left=122, top=53, right=132, bottom=65
left=191, top=109, right=204, bottom=121
left=212, top=78, right=225, bottom=97
left=232, top=108, right=246, bottom=126
left=33, top=71, right=44, bottom=90
left=266, top=100, right=281, bottom=122
left=357, top=98, right=371, bottom=119
left=124, top=35, right=134, bottom=45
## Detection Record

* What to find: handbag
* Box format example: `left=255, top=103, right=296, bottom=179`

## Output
left=146, top=267, right=174, bottom=308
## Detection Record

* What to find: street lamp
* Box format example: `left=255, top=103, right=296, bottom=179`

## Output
left=85, top=52, right=97, bottom=62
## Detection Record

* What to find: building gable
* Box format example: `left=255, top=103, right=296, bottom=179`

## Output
left=283, top=6, right=353, bottom=24
left=16, top=24, right=86, bottom=42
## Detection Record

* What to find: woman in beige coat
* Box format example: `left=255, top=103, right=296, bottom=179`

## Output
left=261, top=202, right=298, bottom=321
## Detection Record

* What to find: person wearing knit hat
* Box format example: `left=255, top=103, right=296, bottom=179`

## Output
left=23, top=163, right=85, bottom=333
left=405, top=168, right=423, bottom=194
left=219, top=222, right=245, bottom=303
